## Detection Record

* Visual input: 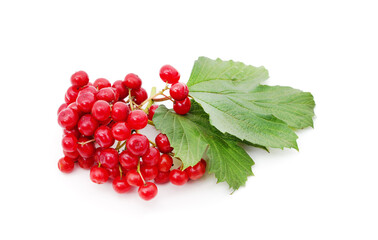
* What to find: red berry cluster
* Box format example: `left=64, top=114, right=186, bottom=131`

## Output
left=57, top=65, right=205, bottom=201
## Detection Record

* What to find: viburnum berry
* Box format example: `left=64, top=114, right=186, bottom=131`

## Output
left=170, top=83, right=189, bottom=101
left=94, top=78, right=111, bottom=90
left=63, top=128, right=80, bottom=139
left=106, top=166, right=121, bottom=179
left=131, top=88, right=148, bottom=104
left=65, top=86, right=79, bottom=104
left=148, top=104, right=159, bottom=121
left=58, top=103, right=67, bottom=115
left=154, top=171, right=170, bottom=184
left=78, top=114, right=99, bottom=136
left=155, top=133, right=173, bottom=153
left=142, top=147, right=160, bottom=167
left=112, top=176, right=132, bottom=193
left=71, top=71, right=89, bottom=87
left=76, top=92, right=96, bottom=113
left=64, top=149, right=80, bottom=159
left=119, top=150, right=139, bottom=170
left=62, top=134, right=78, bottom=152
left=126, top=169, right=144, bottom=187
left=138, top=182, right=158, bottom=201
left=90, top=166, right=109, bottom=184
left=77, top=156, right=95, bottom=170
left=96, top=87, right=117, bottom=103
left=92, top=100, right=111, bottom=122
left=111, top=122, right=131, bottom=141
left=158, top=154, right=173, bottom=172
left=112, top=80, right=128, bottom=100
left=111, top=101, right=130, bottom=122
left=67, top=102, right=83, bottom=117
left=159, top=65, right=180, bottom=84
left=58, top=107, right=79, bottom=129
left=173, top=97, right=191, bottom=115
left=95, top=126, right=115, bottom=148
left=127, top=134, right=149, bottom=156
left=98, top=148, right=119, bottom=169
left=169, top=169, right=189, bottom=185
left=127, top=110, right=148, bottom=130
left=79, top=85, right=97, bottom=95
left=123, top=73, right=142, bottom=89
left=185, top=159, right=207, bottom=180
left=77, top=137, right=96, bottom=158
left=58, top=157, right=75, bottom=173
left=140, top=165, right=159, bottom=180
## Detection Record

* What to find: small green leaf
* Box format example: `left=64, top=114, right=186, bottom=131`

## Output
left=153, top=102, right=254, bottom=190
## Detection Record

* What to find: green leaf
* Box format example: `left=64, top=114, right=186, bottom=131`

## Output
left=187, top=57, right=315, bottom=149
left=153, top=102, right=254, bottom=190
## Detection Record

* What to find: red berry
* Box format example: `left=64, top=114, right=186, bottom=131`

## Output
left=169, top=169, right=188, bottom=185
left=148, top=104, right=159, bottom=121
left=96, top=87, right=116, bottom=103
left=140, top=165, right=158, bottom=180
left=112, top=176, right=132, bottom=193
left=94, top=126, right=115, bottom=148
left=58, top=157, right=75, bottom=173
left=170, top=83, right=189, bottom=101
left=123, top=73, right=142, bottom=89
left=90, top=166, right=109, bottom=184
left=77, top=137, right=96, bottom=158
left=159, top=65, right=180, bottom=84
left=112, top=80, right=128, bottom=100
left=155, top=133, right=173, bottom=153
left=58, top=103, right=67, bottom=115
left=131, top=88, right=148, bottom=104
left=173, top=97, right=191, bottom=115
left=138, top=182, right=158, bottom=201
left=65, top=86, right=80, bottom=104
left=142, top=147, right=160, bottom=167
left=79, top=85, right=98, bottom=95
left=126, top=169, right=143, bottom=186
left=111, top=122, right=131, bottom=141
left=119, top=150, right=139, bottom=170
left=77, top=156, right=95, bottom=169
left=111, top=101, right=130, bottom=122
left=71, top=71, right=89, bottom=87
left=154, top=171, right=170, bottom=184
left=78, top=114, right=99, bottom=136
left=64, top=149, right=79, bottom=159
left=93, top=78, right=111, bottom=90
left=58, top=107, right=79, bottom=129
left=63, top=128, right=80, bottom=139
left=126, top=134, right=149, bottom=156
left=67, top=102, right=83, bottom=117
left=185, top=159, right=207, bottom=180
left=106, top=166, right=121, bottom=179
left=127, top=110, right=148, bottom=130
left=98, top=148, right=119, bottom=169
left=92, top=100, right=111, bottom=122
left=76, top=92, right=96, bottom=113
left=158, top=154, right=173, bottom=172
left=62, top=134, right=78, bottom=152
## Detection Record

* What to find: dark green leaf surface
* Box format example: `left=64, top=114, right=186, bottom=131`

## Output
left=153, top=102, right=254, bottom=190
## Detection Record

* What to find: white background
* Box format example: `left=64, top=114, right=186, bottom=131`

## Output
left=0, top=0, right=377, bottom=239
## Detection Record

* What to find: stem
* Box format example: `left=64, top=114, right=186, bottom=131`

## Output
left=152, top=97, right=170, bottom=102
left=149, top=139, right=156, bottom=147
left=161, top=93, right=175, bottom=102
left=128, top=89, right=134, bottom=111
left=139, top=85, right=169, bottom=107
left=78, top=139, right=95, bottom=145
left=144, top=87, right=157, bottom=114
left=119, top=165, right=123, bottom=179
left=137, top=161, right=146, bottom=185
left=148, top=120, right=155, bottom=126
left=116, top=141, right=127, bottom=151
